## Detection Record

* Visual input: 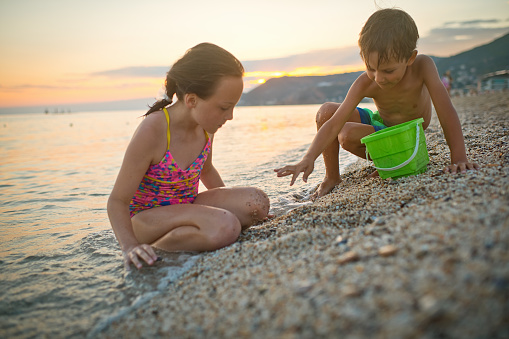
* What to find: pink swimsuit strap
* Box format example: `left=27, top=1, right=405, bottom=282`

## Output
left=129, top=108, right=211, bottom=217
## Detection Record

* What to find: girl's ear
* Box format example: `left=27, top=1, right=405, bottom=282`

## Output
left=407, top=50, right=418, bottom=66
left=184, top=93, right=198, bottom=108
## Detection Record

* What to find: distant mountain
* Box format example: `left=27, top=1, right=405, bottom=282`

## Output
left=239, top=32, right=509, bottom=106
left=238, top=72, right=363, bottom=106
left=433, top=32, right=509, bottom=90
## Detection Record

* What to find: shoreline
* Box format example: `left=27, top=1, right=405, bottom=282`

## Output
left=101, top=92, right=509, bottom=338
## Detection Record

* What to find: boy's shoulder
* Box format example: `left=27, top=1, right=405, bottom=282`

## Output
left=412, top=54, right=437, bottom=69
left=415, top=54, right=434, bottom=62
left=408, top=54, right=441, bottom=82
left=354, top=71, right=373, bottom=86
left=351, top=71, right=378, bottom=94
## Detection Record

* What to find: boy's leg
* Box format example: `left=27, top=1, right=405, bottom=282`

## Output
left=339, top=108, right=383, bottom=178
left=338, top=122, right=376, bottom=158
left=339, top=122, right=380, bottom=178
left=313, top=103, right=361, bottom=199
left=315, top=103, right=340, bottom=184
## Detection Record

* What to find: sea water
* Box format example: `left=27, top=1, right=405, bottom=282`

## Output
left=0, top=104, right=367, bottom=337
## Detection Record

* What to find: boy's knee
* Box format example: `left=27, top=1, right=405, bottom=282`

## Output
left=316, top=102, right=341, bottom=125
left=338, top=123, right=357, bottom=149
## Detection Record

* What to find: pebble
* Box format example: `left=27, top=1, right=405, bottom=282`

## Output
left=378, top=245, right=398, bottom=257
left=101, top=92, right=509, bottom=339
left=336, top=251, right=360, bottom=264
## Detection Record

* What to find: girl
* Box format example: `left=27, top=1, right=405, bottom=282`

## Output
left=108, top=43, right=270, bottom=270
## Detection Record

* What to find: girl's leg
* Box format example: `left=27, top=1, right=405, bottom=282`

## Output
left=194, top=186, right=270, bottom=230
left=131, top=204, right=242, bottom=252
left=131, top=187, right=269, bottom=253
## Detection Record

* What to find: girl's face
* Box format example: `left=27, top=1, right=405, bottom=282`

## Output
left=192, top=76, right=244, bottom=134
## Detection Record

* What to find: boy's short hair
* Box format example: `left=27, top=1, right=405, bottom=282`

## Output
left=358, top=8, right=419, bottom=66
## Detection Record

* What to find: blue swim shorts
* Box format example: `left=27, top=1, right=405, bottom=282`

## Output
left=357, top=107, right=388, bottom=132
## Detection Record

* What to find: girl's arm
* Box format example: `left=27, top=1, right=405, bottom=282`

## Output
left=107, top=119, right=160, bottom=270
left=200, top=136, right=225, bottom=189
left=421, top=56, right=479, bottom=173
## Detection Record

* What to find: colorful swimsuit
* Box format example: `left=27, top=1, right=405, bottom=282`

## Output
left=129, top=108, right=211, bottom=217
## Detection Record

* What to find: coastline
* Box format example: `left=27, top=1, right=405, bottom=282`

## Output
left=101, top=92, right=508, bottom=338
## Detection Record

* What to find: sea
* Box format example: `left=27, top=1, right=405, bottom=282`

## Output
left=0, top=103, right=369, bottom=338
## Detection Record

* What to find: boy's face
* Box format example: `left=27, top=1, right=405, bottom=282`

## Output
left=365, top=52, right=414, bottom=89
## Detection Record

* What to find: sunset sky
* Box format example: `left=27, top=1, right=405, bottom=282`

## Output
left=1, top=0, right=508, bottom=109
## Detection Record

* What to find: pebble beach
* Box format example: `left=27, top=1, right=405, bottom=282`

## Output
left=101, top=92, right=508, bottom=338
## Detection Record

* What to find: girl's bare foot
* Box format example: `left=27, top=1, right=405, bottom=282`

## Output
left=310, top=177, right=342, bottom=201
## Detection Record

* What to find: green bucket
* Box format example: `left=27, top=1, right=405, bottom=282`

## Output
left=360, top=118, right=429, bottom=179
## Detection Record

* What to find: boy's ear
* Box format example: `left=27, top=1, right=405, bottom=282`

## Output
left=407, top=50, right=418, bottom=66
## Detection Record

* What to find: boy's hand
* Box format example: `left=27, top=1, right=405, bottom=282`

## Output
left=274, top=158, right=314, bottom=186
left=444, top=161, right=479, bottom=174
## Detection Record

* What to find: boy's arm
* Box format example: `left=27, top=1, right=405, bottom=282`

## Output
left=275, top=75, right=367, bottom=184
left=421, top=56, right=479, bottom=173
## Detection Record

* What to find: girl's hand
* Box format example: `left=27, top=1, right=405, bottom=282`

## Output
left=274, top=158, right=314, bottom=186
left=122, top=244, right=158, bottom=271
left=444, top=161, right=479, bottom=174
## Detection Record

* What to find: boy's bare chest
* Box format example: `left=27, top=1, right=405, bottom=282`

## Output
left=372, top=83, right=431, bottom=125
left=375, top=79, right=427, bottom=108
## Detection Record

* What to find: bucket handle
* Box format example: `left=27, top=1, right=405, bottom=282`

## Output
left=365, top=123, right=421, bottom=172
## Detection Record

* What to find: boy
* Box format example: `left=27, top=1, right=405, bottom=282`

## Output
left=274, top=8, right=478, bottom=199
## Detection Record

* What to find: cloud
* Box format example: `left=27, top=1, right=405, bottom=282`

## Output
left=444, top=19, right=502, bottom=26
left=0, top=83, right=68, bottom=92
left=242, top=46, right=363, bottom=73
left=0, top=81, right=158, bottom=93
left=424, top=26, right=509, bottom=41
left=418, top=24, right=509, bottom=56
left=87, top=48, right=365, bottom=93
left=91, top=66, right=168, bottom=78
left=89, top=47, right=364, bottom=80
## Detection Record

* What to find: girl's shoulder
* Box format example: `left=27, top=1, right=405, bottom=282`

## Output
left=128, top=110, right=168, bottom=164
left=132, top=111, right=167, bottom=144
left=139, top=110, right=166, bottom=131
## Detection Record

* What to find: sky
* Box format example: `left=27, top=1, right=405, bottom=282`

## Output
left=0, top=0, right=508, bottom=109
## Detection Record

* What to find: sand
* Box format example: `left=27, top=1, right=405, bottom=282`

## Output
left=100, top=91, right=509, bottom=338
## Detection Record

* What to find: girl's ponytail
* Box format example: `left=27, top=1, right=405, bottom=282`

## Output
left=145, top=79, right=177, bottom=116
